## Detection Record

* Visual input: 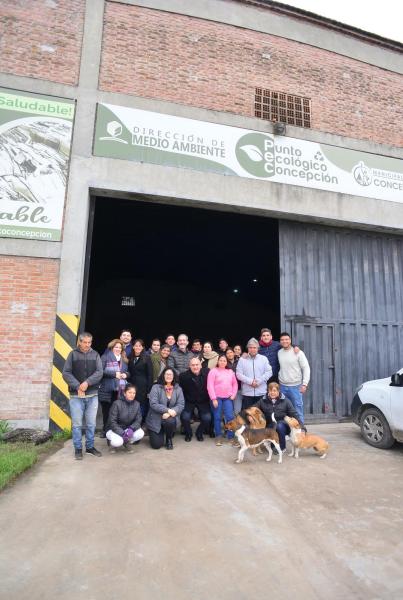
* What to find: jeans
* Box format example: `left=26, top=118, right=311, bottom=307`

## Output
left=69, top=395, right=98, bottom=450
left=242, top=395, right=263, bottom=410
left=272, top=420, right=290, bottom=451
left=280, top=384, right=304, bottom=424
left=211, top=397, right=235, bottom=439
left=181, top=404, right=211, bottom=437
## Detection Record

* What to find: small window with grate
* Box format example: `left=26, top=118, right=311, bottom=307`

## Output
left=255, top=88, right=311, bottom=128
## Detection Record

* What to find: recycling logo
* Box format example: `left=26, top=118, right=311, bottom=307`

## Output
left=235, top=132, right=275, bottom=178
left=353, top=161, right=372, bottom=186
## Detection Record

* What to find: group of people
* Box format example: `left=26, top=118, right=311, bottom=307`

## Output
left=62, top=328, right=310, bottom=460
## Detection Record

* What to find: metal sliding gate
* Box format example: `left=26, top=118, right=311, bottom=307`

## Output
left=279, top=221, right=403, bottom=420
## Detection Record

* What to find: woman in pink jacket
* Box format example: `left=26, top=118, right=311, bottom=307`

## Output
left=207, top=354, right=238, bottom=446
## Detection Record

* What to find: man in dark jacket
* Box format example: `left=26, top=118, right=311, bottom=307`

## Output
left=179, top=357, right=211, bottom=442
left=167, top=333, right=194, bottom=375
left=62, top=332, right=103, bottom=460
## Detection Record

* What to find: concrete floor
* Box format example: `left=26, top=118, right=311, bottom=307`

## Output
left=0, top=423, right=402, bottom=600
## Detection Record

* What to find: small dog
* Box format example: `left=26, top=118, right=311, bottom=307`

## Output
left=235, top=407, right=267, bottom=455
left=225, top=417, right=282, bottom=464
left=284, top=416, right=329, bottom=459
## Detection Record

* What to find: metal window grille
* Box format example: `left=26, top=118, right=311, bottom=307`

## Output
left=121, top=296, right=135, bottom=307
left=255, top=88, right=311, bottom=128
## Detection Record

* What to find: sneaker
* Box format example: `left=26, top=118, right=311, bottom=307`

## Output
left=86, top=447, right=102, bottom=457
left=123, top=443, right=134, bottom=454
left=75, top=449, right=83, bottom=460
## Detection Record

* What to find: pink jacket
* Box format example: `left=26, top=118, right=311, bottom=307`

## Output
left=207, top=367, right=238, bottom=401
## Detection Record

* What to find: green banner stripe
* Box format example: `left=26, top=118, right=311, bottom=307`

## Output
left=0, top=226, right=61, bottom=241
left=0, top=91, right=74, bottom=120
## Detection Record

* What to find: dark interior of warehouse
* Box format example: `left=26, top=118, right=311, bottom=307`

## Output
left=84, top=196, right=280, bottom=352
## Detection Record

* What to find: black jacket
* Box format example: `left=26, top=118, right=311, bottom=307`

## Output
left=108, top=398, right=142, bottom=436
left=62, top=348, right=103, bottom=395
left=179, top=369, right=210, bottom=408
left=254, top=393, right=300, bottom=424
left=128, top=351, right=153, bottom=404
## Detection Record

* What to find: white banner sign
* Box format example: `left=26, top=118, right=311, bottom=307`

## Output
left=94, top=103, right=403, bottom=204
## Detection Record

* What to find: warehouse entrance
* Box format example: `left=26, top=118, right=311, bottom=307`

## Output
left=83, top=196, right=280, bottom=353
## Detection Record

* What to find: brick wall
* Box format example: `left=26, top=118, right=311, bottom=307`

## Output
left=99, top=3, right=403, bottom=147
left=0, top=257, right=59, bottom=423
left=0, top=0, right=85, bottom=85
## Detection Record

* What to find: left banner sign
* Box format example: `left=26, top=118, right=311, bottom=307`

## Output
left=0, top=88, right=75, bottom=241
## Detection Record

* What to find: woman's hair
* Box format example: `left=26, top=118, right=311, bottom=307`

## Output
left=107, top=338, right=128, bottom=363
left=225, top=347, right=234, bottom=354
left=107, top=338, right=124, bottom=350
left=133, top=338, right=145, bottom=348
left=203, top=341, right=213, bottom=351
left=124, top=384, right=137, bottom=394
left=157, top=367, right=179, bottom=386
left=160, top=344, right=171, bottom=352
left=268, top=382, right=280, bottom=392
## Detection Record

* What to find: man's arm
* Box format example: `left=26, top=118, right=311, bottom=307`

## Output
left=62, top=351, right=80, bottom=391
left=167, top=354, right=178, bottom=375
left=298, top=352, right=311, bottom=387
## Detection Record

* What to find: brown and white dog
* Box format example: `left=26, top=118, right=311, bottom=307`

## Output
left=236, top=407, right=267, bottom=455
left=225, top=416, right=282, bottom=464
left=284, top=416, right=329, bottom=459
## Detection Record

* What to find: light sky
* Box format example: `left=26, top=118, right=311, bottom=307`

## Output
left=273, top=0, right=403, bottom=43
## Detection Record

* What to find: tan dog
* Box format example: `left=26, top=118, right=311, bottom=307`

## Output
left=284, top=416, right=329, bottom=459
left=245, top=406, right=266, bottom=428
left=225, top=417, right=282, bottom=464
left=235, top=407, right=266, bottom=455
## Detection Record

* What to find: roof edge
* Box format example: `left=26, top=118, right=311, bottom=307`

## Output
left=236, top=0, right=403, bottom=52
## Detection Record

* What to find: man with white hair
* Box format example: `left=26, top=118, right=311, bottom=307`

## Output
left=167, top=333, right=194, bottom=375
left=236, top=337, right=272, bottom=410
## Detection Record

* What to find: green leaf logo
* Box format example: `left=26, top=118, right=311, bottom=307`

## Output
left=236, top=133, right=275, bottom=178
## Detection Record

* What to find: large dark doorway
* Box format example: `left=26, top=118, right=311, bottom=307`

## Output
left=84, top=196, right=280, bottom=353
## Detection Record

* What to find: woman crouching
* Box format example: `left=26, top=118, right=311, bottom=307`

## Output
left=146, top=368, right=184, bottom=450
left=254, top=382, right=301, bottom=452
left=106, top=384, right=144, bottom=453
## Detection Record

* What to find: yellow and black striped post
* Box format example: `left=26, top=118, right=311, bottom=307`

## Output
left=49, top=313, right=80, bottom=432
